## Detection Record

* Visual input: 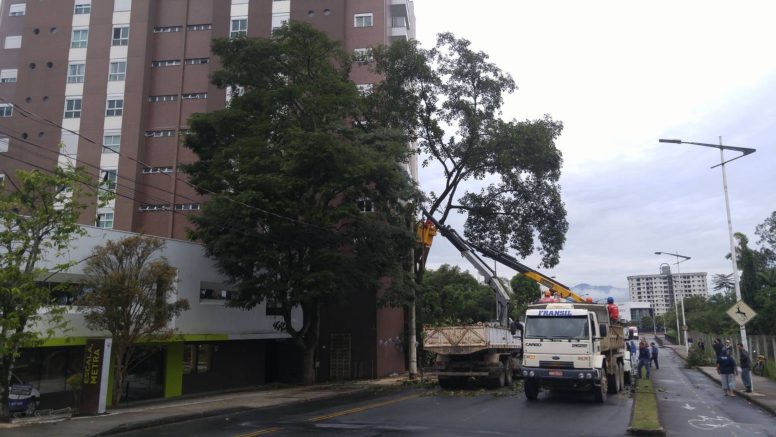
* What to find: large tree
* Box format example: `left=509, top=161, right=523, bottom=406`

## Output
left=78, top=235, right=189, bottom=405
left=0, top=167, right=89, bottom=420
left=183, top=23, right=417, bottom=384
left=368, top=35, right=568, bottom=376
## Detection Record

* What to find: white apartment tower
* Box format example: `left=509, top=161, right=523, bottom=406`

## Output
left=627, top=265, right=708, bottom=316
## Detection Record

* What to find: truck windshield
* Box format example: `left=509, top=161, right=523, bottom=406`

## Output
left=524, top=316, right=590, bottom=339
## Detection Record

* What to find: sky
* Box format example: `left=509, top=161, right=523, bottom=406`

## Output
left=413, top=0, right=776, bottom=298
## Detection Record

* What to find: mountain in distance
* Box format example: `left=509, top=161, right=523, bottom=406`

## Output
left=571, top=283, right=629, bottom=302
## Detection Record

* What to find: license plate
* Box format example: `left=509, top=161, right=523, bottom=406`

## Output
left=549, top=370, right=563, bottom=376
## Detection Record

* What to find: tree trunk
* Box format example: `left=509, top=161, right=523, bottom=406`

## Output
left=302, top=345, right=316, bottom=385
left=112, top=348, right=126, bottom=405
left=0, top=358, right=11, bottom=421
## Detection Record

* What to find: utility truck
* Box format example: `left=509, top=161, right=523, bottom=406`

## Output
left=521, top=302, right=626, bottom=402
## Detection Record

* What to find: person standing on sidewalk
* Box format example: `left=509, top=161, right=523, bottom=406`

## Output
left=737, top=343, right=753, bottom=393
left=716, top=349, right=738, bottom=397
left=650, top=342, right=659, bottom=369
left=713, top=338, right=723, bottom=359
left=637, top=341, right=651, bottom=379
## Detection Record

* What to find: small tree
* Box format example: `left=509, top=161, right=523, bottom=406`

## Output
left=78, top=235, right=189, bottom=405
left=0, top=167, right=89, bottom=420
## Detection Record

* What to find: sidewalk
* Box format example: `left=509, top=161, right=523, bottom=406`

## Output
left=0, top=376, right=408, bottom=437
left=662, top=340, right=776, bottom=416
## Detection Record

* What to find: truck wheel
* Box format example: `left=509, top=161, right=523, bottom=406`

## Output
left=489, top=363, right=506, bottom=389
left=607, top=371, right=618, bottom=394
left=25, top=398, right=37, bottom=417
left=505, top=366, right=514, bottom=387
left=594, top=372, right=607, bottom=403
left=524, top=379, right=539, bottom=400
left=617, top=363, right=625, bottom=392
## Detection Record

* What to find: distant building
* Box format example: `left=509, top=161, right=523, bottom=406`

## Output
left=627, top=265, right=708, bottom=316
left=617, top=301, right=652, bottom=323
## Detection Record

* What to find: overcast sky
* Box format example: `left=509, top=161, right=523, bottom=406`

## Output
left=413, top=1, right=776, bottom=294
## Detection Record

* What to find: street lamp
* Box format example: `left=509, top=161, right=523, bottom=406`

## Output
left=656, top=252, right=690, bottom=353
left=658, top=137, right=756, bottom=351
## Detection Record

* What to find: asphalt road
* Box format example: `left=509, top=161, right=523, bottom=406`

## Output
left=117, top=382, right=633, bottom=437
left=652, top=340, right=775, bottom=436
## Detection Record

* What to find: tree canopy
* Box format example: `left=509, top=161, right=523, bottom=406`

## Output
left=183, top=22, right=418, bottom=384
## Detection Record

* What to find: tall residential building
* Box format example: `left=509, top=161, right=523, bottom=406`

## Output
left=0, top=0, right=417, bottom=406
left=627, top=265, right=708, bottom=316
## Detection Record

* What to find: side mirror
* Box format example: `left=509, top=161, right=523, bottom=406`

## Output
left=599, top=323, right=608, bottom=338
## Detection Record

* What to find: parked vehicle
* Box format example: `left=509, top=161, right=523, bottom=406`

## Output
left=626, top=326, right=639, bottom=341
left=8, top=373, right=40, bottom=416
left=521, top=302, right=626, bottom=402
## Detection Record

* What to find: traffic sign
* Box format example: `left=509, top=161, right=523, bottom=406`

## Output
left=726, top=300, right=757, bottom=326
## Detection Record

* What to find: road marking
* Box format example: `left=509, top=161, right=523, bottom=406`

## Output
left=306, top=394, right=420, bottom=422
left=682, top=403, right=695, bottom=410
left=235, top=426, right=283, bottom=437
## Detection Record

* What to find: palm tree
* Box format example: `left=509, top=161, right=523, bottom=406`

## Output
left=712, top=273, right=735, bottom=293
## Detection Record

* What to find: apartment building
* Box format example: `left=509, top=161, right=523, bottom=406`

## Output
left=0, top=0, right=416, bottom=406
left=627, top=264, right=708, bottom=316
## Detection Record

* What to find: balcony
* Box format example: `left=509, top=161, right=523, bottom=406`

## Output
left=389, top=2, right=411, bottom=40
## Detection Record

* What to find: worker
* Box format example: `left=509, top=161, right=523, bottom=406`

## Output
left=552, top=292, right=561, bottom=302
left=606, top=297, right=619, bottom=322
left=539, top=290, right=554, bottom=303
left=585, top=297, right=593, bottom=303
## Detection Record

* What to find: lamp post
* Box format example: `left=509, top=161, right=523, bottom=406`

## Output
left=656, top=252, right=690, bottom=353
left=658, top=138, right=756, bottom=351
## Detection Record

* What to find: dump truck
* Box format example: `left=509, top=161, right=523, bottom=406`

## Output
left=521, top=302, right=626, bottom=402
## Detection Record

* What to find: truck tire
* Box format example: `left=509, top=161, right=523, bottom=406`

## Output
left=617, top=363, right=625, bottom=392
left=624, top=363, right=632, bottom=386
left=607, top=371, right=618, bottom=394
left=505, top=364, right=514, bottom=387
left=489, top=363, right=506, bottom=388
left=594, top=371, right=607, bottom=403
left=524, top=379, right=539, bottom=400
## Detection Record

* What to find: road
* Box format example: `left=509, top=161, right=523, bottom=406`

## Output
left=651, top=340, right=775, bottom=436
left=117, top=383, right=632, bottom=436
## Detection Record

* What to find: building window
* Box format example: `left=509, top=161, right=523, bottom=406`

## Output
left=105, top=99, right=123, bottom=117
left=0, top=135, right=9, bottom=152
left=353, top=48, right=373, bottom=64
left=66, top=63, right=85, bottom=83
left=108, top=61, right=126, bottom=81
left=144, top=130, right=175, bottom=137
left=174, top=203, right=200, bottom=210
left=64, top=98, right=82, bottom=118
left=187, top=24, right=212, bottom=31
left=4, top=36, right=22, bottom=49
left=354, top=13, right=373, bottom=28
left=153, top=26, right=182, bottom=33
left=357, top=198, right=374, bottom=213
left=0, top=104, right=13, bottom=117
left=71, top=29, right=88, bottom=48
left=356, top=83, right=373, bottom=95
left=182, top=344, right=213, bottom=374
left=142, top=166, right=174, bottom=174
left=151, top=59, right=181, bottom=67
left=100, top=169, right=117, bottom=192
left=74, top=2, right=91, bottom=15
left=148, top=95, right=177, bottom=103
left=0, top=69, right=18, bottom=83
left=113, top=0, right=131, bottom=12
left=230, top=18, right=247, bottom=39
left=96, top=212, right=114, bottom=228
left=103, top=134, right=120, bottom=153
left=138, top=204, right=172, bottom=211
left=181, top=92, right=207, bottom=100
left=9, top=3, right=26, bottom=16
left=111, top=27, right=129, bottom=46
left=184, top=58, right=209, bottom=65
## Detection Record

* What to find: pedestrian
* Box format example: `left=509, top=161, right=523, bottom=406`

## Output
left=630, top=339, right=638, bottom=364
left=737, top=343, right=752, bottom=393
left=716, top=349, right=738, bottom=397
left=650, top=342, right=659, bottom=369
left=713, top=338, right=723, bottom=359
left=699, top=340, right=705, bottom=353
left=724, top=339, right=733, bottom=356
left=637, top=341, right=651, bottom=379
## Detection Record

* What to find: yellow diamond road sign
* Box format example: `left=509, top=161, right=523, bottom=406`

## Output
left=726, top=300, right=757, bottom=326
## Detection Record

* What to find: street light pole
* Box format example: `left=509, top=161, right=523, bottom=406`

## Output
left=658, top=138, right=756, bottom=351
left=656, top=252, right=690, bottom=353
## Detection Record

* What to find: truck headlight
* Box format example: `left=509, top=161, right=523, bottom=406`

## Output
left=578, top=373, right=585, bottom=379
left=522, top=370, right=528, bottom=377
left=586, top=373, right=593, bottom=379
left=529, top=371, right=535, bottom=377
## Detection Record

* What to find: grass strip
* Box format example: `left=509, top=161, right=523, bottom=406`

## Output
left=629, top=377, right=664, bottom=435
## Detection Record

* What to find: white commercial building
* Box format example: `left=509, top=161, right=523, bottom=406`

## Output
left=627, top=265, right=708, bottom=316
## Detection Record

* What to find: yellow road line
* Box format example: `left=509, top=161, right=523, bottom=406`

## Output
left=306, top=394, right=420, bottom=422
left=235, top=426, right=283, bottom=437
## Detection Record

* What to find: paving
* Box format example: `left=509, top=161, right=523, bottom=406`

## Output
left=0, top=377, right=407, bottom=437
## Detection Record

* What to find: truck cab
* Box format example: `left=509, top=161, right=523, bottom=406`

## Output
left=521, top=303, right=625, bottom=402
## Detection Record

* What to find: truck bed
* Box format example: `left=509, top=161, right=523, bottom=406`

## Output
left=423, top=324, right=521, bottom=355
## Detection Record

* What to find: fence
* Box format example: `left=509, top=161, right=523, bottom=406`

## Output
left=687, top=331, right=776, bottom=360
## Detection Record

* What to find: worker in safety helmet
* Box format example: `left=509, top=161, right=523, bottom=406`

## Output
left=606, top=297, right=619, bottom=322
left=539, top=290, right=554, bottom=303
left=585, top=297, right=594, bottom=303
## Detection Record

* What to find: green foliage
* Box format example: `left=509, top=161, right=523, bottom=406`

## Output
left=509, top=273, right=540, bottom=321
left=78, top=235, right=189, bottom=404
left=369, top=34, right=567, bottom=268
left=712, top=273, right=734, bottom=293
left=417, top=265, right=495, bottom=326
left=686, top=344, right=714, bottom=367
left=0, top=166, right=89, bottom=419
left=183, top=22, right=418, bottom=384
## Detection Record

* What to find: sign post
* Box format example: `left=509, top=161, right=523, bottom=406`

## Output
left=80, top=338, right=112, bottom=415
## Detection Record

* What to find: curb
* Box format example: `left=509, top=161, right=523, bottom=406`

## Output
left=95, top=406, right=252, bottom=436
